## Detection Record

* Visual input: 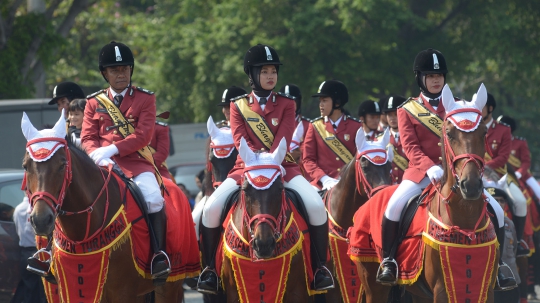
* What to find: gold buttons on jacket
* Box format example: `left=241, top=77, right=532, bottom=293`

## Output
left=394, top=167, right=398, bottom=170
left=100, top=116, right=103, bottom=121
left=337, top=168, right=341, bottom=172
left=438, top=142, right=442, bottom=146
left=113, top=130, right=117, bottom=134
left=336, top=157, right=340, bottom=161
left=129, top=114, right=133, bottom=118
left=439, top=157, right=442, bottom=160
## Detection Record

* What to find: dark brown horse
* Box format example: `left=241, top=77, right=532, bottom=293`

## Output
left=325, top=129, right=393, bottom=302
left=356, top=84, right=498, bottom=302
left=220, top=137, right=313, bottom=302
left=22, top=113, right=189, bottom=303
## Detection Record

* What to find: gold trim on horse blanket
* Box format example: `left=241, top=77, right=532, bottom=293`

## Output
left=233, top=97, right=295, bottom=163
left=312, top=119, right=354, bottom=164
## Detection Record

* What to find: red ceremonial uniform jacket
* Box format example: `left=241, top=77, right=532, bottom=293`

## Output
left=228, top=92, right=301, bottom=182
left=399, top=95, right=446, bottom=183
left=485, top=120, right=512, bottom=174
left=296, top=115, right=312, bottom=181
left=150, top=121, right=172, bottom=180
left=82, top=86, right=156, bottom=178
left=390, top=132, right=407, bottom=184
left=509, top=136, right=532, bottom=180
left=303, top=115, right=362, bottom=187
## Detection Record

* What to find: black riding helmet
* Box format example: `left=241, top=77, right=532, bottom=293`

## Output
left=243, top=44, right=282, bottom=96
left=279, top=84, right=302, bottom=115
left=486, top=93, right=497, bottom=111
left=357, top=100, right=382, bottom=118
left=48, top=82, right=86, bottom=105
left=312, top=80, right=348, bottom=108
left=99, top=41, right=134, bottom=82
left=218, top=86, right=247, bottom=106
left=413, top=48, right=447, bottom=99
left=486, top=186, right=512, bottom=204
left=497, top=115, right=517, bottom=133
left=381, top=95, right=407, bottom=113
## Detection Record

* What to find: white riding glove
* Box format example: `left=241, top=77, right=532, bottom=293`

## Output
left=321, top=175, right=339, bottom=190
left=515, top=171, right=522, bottom=179
left=97, top=158, right=115, bottom=167
left=426, top=165, right=444, bottom=183
left=89, top=144, right=118, bottom=166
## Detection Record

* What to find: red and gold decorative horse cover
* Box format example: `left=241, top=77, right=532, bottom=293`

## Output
left=215, top=200, right=323, bottom=302
left=348, top=185, right=498, bottom=303
left=45, top=177, right=199, bottom=303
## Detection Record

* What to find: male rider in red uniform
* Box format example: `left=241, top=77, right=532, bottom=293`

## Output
left=150, top=121, right=172, bottom=180
left=303, top=80, right=362, bottom=190
left=82, top=41, right=170, bottom=284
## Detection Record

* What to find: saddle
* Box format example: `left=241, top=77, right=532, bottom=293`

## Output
left=391, top=191, right=429, bottom=257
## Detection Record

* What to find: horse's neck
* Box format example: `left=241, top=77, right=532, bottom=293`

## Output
left=330, top=162, right=366, bottom=228
left=58, top=154, right=121, bottom=241
left=432, top=185, right=486, bottom=231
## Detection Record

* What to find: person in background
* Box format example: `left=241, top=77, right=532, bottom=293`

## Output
left=150, top=120, right=173, bottom=180
left=357, top=100, right=382, bottom=141
left=377, top=96, right=389, bottom=131
left=48, top=81, right=86, bottom=114
left=0, top=203, right=14, bottom=221
left=178, top=183, right=195, bottom=210
left=194, top=169, right=205, bottom=204
left=10, top=197, right=47, bottom=303
left=487, top=186, right=521, bottom=303
left=67, top=99, right=87, bottom=147
left=382, top=95, right=408, bottom=184
left=217, top=86, right=248, bottom=125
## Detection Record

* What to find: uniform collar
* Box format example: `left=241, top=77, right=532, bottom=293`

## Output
left=485, top=118, right=494, bottom=129
left=109, top=87, right=128, bottom=99
left=324, top=114, right=343, bottom=127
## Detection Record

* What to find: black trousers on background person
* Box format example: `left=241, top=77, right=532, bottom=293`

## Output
left=10, top=247, right=47, bottom=303
left=494, top=287, right=520, bottom=303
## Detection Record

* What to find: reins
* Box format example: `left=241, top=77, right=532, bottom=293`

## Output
left=209, top=142, right=236, bottom=188
left=24, top=137, right=114, bottom=243
left=355, top=149, right=389, bottom=198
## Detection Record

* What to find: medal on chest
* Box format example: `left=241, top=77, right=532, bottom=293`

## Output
left=344, top=134, right=350, bottom=141
left=491, top=140, right=498, bottom=150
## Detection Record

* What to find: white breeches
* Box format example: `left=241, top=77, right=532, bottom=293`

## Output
left=133, top=172, right=164, bottom=213
left=202, top=176, right=327, bottom=228
left=505, top=181, right=528, bottom=217
left=526, top=176, right=540, bottom=200
left=192, top=196, right=207, bottom=241
left=384, top=176, right=504, bottom=228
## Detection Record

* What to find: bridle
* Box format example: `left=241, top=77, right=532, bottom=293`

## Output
left=355, top=149, right=390, bottom=198
left=23, top=137, right=113, bottom=242
left=432, top=108, right=490, bottom=240
left=240, top=165, right=288, bottom=261
left=208, top=141, right=236, bottom=188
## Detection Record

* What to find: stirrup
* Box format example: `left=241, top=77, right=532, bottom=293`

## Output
left=197, top=267, right=220, bottom=295
left=27, top=248, right=52, bottom=277
left=313, top=266, right=335, bottom=290
left=516, top=239, right=530, bottom=258
left=495, top=262, right=518, bottom=291
left=150, top=250, right=171, bottom=279
left=376, top=258, right=399, bottom=285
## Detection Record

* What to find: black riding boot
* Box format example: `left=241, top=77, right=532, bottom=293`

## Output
left=494, top=218, right=517, bottom=290
left=513, top=215, right=530, bottom=257
left=149, top=209, right=171, bottom=286
left=376, top=216, right=400, bottom=285
left=310, top=222, right=335, bottom=290
left=197, top=225, right=222, bottom=294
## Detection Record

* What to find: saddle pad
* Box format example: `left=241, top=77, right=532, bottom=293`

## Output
left=348, top=185, right=427, bottom=284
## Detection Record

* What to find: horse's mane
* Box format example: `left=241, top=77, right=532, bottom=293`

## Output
left=202, top=136, right=213, bottom=196
left=65, top=135, right=102, bottom=169
left=339, top=160, right=354, bottom=178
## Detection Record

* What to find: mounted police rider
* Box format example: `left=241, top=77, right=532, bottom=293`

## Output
left=197, top=44, right=334, bottom=294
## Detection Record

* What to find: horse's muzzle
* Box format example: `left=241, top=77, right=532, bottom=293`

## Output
left=252, top=236, right=276, bottom=259
left=30, top=207, right=55, bottom=236
left=459, top=177, right=483, bottom=200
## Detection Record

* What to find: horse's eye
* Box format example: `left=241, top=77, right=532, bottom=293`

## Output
left=22, top=165, right=27, bottom=171
left=59, top=162, right=66, bottom=171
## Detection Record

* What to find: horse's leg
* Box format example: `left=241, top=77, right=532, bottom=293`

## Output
left=356, top=261, right=392, bottom=303
left=282, top=255, right=313, bottom=303
left=517, top=256, right=528, bottom=301
left=324, top=258, right=343, bottom=303
left=153, top=280, right=184, bottom=303
left=221, top=258, right=241, bottom=303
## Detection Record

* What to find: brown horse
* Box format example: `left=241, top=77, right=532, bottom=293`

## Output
left=220, top=137, right=314, bottom=302
left=22, top=112, right=192, bottom=303
left=355, top=84, right=498, bottom=302
left=325, top=129, right=393, bottom=302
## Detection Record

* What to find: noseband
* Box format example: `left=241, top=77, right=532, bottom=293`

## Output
left=355, top=149, right=389, bottom=198
left=209, top=142, right=236, bottom=188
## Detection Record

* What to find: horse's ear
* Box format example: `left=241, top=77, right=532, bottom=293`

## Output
left=272, top=137, right=288, bottom=164
left=472, top=83, right=487, bottom=111
left=238, top=137, right=254, bottom=164
left=355, top=128, right=366, bottom=151
left=52, top=109, right=67, bottom=139
left=207, top=116, right=220, bottom=139
left=380, top=129, right=391, bottom=147
left=21, top=112, right=40, bottom=141
left=441, top=84, right=455, bottom=113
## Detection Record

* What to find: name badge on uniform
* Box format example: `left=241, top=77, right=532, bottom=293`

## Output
left=325, top=137, right=335, bottom=141
left=247, top=118, right=259, bottom=122
left=96, top=108, right=107, bottom=113
left=418, top=113, right=430, bottom=117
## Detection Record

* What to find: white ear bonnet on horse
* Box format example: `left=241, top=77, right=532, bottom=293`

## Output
left=238, top=137, right=287, bottom=190
left=442, top=83, right=486, bottom=132
left=207, top=116, right=235, bottom=158
left=355, top=128, right=391, bottom=165
left=22, top=110, right=67, bottom=162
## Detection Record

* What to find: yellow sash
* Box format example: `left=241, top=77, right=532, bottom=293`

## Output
left=94, top=93, right=164, bottom=189
left=234, top=97, right=295, bottom=163
left=389, top=144, right=408, bottom=171
left=401, top=100, right=443, bottom=138
left=311, top=119, right=354, bottom=164
left=484, top=152, right=507, bottom=176
left=507, top=154, right=522, bottom=168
